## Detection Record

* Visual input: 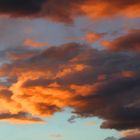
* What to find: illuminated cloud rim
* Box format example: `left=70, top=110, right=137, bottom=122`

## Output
left=102, top=30, right=140, bottom=52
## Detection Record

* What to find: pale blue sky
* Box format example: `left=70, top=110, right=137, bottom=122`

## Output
left=0, top=110, right=121, bottom=140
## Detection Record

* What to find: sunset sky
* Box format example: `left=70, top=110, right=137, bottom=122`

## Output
left=0, top=1, right=140, bottom=140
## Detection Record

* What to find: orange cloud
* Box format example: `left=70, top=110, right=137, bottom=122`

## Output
left=6, top=51, right=37, bottom=61
left=66, top=32, right=106, bottom=43
left=50, top=134, right=62, bottom=138
left=121, top=71, right=136, bottom=78
left=67, top=32, right=106, bottom=43
left=23, top=39, right=49, bottom=48
left=0, top=0, right=139, bottom=23
left=80, top=1, right=140, bottom=19
left=0, top=43, right=139, bottom=130
left=84, top=32, right=106, bottom=43
left=85, top=121, right=96, bottom=126
left=121, top=129, right=140, bottom=138
left=102, top=30, right=140, bottom=52
left=120, top=129, right=140, bottom=139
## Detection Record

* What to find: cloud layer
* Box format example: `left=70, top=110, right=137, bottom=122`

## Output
left=0, top=0, right=140, bottom=22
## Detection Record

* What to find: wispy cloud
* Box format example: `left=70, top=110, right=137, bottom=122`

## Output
left=85, top=121, right=96, bottom=126
left=50, top=134, right=63, bottom=138
left=23, top=38, right=49, bottom=48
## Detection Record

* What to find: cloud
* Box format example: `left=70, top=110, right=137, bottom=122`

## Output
left=67, top=115, right=80, bottom=123
left=84, top=32, right=106, bottom=43
left=0, top=0, right=45, bottom=17
left=104, top=137, right=118, bottom=140
left=80, top=1, right=140, bottom=19
left=23, top=39, right=49, bottom=48
left=85, top=121, right=96, bottom=126
left=50, top=134, right=62, bottom=138
left=0, top=42, right=140, bottom=130
left=0, top=0, right=139, bottom=22
left=119, top=129, right=140, bottom=140
left=0, top=112, right=44, bottom=124
left=66, top=32, right=106, bottom=43
left=6, top=49, right=38, bottom=61
left=102, top=29, right=140, bottom=52
left=121, top=129, right=140, bottom=138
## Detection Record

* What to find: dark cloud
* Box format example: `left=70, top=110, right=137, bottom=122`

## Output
left=0, top=0, right=45, bottom=16
left=120, top=138, right=140, bottom=140
left=0, top=42, right=140, bottom=129
left=0, top=0, right=83, bottom=22
left=102, top=30, right=140, bottom=53
left=0, top=112, right=44, bottom=124
left=0, top=0, right=139, bottom=22
left=67, top=115, right=80, bottom=123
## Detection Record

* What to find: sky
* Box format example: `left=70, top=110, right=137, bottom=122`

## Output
left=0, top=1, right=140, bottom=140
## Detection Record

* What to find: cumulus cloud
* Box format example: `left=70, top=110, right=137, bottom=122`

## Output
left=0, top=42, right=140, bottom=129
left=0, top=0, right=139, bottom=22
left=102, top=29, right=140, bottom=52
